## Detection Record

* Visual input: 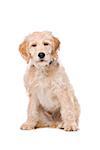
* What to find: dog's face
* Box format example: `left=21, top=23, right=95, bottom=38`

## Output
left=19, top=32, right=60, bottom=68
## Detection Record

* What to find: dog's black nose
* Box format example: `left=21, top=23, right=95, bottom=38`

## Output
left=38, top=52, right=45, bottom=59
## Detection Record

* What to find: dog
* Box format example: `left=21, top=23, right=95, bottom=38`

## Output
left=19, top=31, right=80, bottom=131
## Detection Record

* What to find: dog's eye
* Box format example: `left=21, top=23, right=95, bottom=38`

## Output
left=31, top=44, right=37, bottom=47
left=43, top=42, right=49, bottom=46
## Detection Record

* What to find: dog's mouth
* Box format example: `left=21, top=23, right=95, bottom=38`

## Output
left=40, top=59, right=44, bottom=62
left=37, top=59, right=47, bottom=63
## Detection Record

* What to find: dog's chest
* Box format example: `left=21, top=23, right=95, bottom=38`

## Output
left=36, top=75, right=60, bottom=112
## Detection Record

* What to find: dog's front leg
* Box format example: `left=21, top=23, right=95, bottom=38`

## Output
left=20, top=94, right=39, bottom=130
left=58, top=90, right=78, bottom=131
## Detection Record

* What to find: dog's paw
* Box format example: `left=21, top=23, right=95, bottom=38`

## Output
left=20, top=122, right=35, bottom=130
left=63, top=122, right=78, bottom=131
left=57, top=122, right=64, bottom=129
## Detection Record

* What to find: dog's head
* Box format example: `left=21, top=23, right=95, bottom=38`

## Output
left=19, top=31, right=60, bottom=68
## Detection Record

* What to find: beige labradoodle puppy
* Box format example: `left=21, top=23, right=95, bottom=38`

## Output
left=19, top=31, right=80, bottom=131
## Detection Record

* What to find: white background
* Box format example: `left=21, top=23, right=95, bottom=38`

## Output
left=0, top=0, right=100, bottom=149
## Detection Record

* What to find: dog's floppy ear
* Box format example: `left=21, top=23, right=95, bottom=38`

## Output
left=53, top=36, right=60, bottom=51
left=19, top=40, right=30, bottom=63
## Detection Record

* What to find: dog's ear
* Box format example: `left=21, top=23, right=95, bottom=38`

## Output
left=19, top=40, right=30, bottom=63
left=53, top=36, right=60, bottom=51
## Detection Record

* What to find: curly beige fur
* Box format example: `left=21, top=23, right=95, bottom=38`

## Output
left=19, top=31, right=80, bottom=131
